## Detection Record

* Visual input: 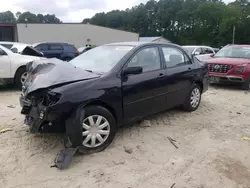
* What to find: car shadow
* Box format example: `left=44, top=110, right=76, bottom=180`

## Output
left=210, top=83, right=245, bottom=91
left=0, top=84, right=19, bottom=92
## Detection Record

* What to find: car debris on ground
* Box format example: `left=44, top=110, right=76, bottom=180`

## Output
left=167, top=136, right=178, bottom=149
left=0, top=128, right=12, bottom=134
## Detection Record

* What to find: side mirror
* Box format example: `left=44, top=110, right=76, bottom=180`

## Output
left=193, top=51, right=200, bottom=55
left=122, top=66, right=142, bottom=76
left=210, top=53, right=215, bottom=57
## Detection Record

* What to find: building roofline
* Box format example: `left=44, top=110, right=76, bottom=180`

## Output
left=14, top=22, right=139, bottom=35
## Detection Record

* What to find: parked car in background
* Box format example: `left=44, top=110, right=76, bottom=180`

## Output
left=182, top=45, right=215, bottom=61
left=0, top=44, right=45, bottom=89
left=20, top=42, right=208, bottom=153
left=33, top=42, right=79, bottom=61
left=206, top=44, right=250, bottom=90
left=0, top=42, right=44, bottom=57
left=213, top=48, right=220, bottom=53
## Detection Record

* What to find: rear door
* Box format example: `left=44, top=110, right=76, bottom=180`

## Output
left=160, top=45, right=195, bottom=108
left=0, top=47, right=11, bottom=78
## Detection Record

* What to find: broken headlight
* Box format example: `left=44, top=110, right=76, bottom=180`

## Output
left=41, top=91, right=61, bottom=106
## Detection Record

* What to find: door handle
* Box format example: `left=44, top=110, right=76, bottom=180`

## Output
left=188, top=67, right=192, bottom=70
left=158, top=73, right=165, bottom=78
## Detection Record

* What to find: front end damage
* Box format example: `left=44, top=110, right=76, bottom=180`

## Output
left=19, top=59, right=101, bottom=168
left=20, top=59, right=99, bottom=135
left=20, top=59, right=100, bottom=169
left=20, top=90, right=64, bottom=133
left=20, top=88, right=84, bottom=148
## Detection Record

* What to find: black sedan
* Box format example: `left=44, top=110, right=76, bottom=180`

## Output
left=20, top=42, right=208, bottom=153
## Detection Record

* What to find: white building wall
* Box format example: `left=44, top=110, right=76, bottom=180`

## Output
left=16, top=23, right=139, bottom=48
left=154, top=38, right=170, bottom=43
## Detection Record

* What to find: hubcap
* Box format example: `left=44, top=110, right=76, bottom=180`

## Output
left=21, top=72, right=28, bottom=84
left=190, top=88, right=200, bottom=108
left=82, top=115, right=110, bottom=148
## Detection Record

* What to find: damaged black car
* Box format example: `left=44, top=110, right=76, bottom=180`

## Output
left=20, top=42, right=208, bottom=153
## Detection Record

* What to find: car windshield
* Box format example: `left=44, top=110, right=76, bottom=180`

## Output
left=215, top=46, right=250, bottom=59
left=182, top=46, right=195, bottom=56
left=70, top=45, right=134, bottom=73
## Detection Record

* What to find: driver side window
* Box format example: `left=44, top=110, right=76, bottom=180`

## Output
left=127, top=47, right=161, bottom=73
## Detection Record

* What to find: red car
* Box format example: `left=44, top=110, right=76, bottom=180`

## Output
left=206, top=44, right=250, bottom=90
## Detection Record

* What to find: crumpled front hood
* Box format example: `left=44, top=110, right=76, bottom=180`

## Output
left=206, top=57, right=250, bottom=65
left=23, top=58, right=100, bottom=95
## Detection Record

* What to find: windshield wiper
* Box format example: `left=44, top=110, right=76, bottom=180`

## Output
left=84, top=69, right=103, bottom=75
left=84, top=69, right=93, bottom=73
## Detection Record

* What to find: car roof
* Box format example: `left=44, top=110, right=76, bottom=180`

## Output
left=182, top=45, right=212, bottom=48
left=105, top=41, right=181, bottom=48
left=0, top=42, right=32, bottom=52
left=33, top=42, right=72, bottom=46
left=226, top=44, right=250, bottom=47
left=0, top=42, right=30, bottom=46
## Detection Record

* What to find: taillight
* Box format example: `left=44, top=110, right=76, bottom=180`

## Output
left=76, top=50, right=79, bottom=55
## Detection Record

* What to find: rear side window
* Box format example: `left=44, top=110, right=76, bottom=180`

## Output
left=195, top=48, right=203, bottom=54
left=203, top=48, right=214, bottom=54
left=0, top=44, right=13, bottom=49
left=162, top=47, right=191, bottom=68
left=49, top=44, right=63, bottom=50
left=35, top=44, right=49, bottom=51
left=63, top=44, right=77, bottom=52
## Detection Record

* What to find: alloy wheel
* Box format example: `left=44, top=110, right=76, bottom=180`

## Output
left=190, top=88, right=200, bottom=108
left=82, top=115, right=110, bottom=148
left=20, top=72, right=28, bottom=85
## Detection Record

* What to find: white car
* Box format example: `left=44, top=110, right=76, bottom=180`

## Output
left=182, top=45, right=215, bottom=61
left=0, top=44, right=45, bottom=89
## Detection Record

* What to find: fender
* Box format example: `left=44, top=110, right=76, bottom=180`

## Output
left=65, top=107, right=85, bottom=147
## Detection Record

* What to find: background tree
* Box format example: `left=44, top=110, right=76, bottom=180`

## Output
left=82, top=0, right=250, bottom=46
left=0, top=11, right=62, bottom=24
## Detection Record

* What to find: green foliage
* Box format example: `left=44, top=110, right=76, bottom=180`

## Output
left=0, top=11, right=62, bottom=24
left=83, top=0, right=250, bottom=47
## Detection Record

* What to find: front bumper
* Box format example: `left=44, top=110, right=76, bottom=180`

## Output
left=20, top=95, right=65, bottom=133
left=209, top=75, right=245, bottom=83
left=20, top=95, right=48, bottom=133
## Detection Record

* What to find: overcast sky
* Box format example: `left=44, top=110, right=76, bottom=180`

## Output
left=1, top=0, right=235, bottom=22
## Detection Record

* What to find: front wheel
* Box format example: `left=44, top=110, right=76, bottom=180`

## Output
left=14, top=67, right=27, bottom=90
left=182, top=84, right=201, bottom=112
left=77, top=106, right=117, bottom=154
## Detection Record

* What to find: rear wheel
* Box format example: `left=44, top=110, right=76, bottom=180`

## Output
left=14, top=67, right=27, bottom=90
left=78, top=106, right=117, bottom=154
left=182, top=84, right=201, bottom=112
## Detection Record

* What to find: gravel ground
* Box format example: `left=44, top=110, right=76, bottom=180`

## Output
left=0, top=85, right=250, bottom=188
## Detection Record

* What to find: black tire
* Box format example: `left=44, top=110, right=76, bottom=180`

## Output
left=182, top=84, right=201, bottom=112
left=14, top=67, right=26, bottom=90
left=241, top=76, right=250, bottom=90
left=77, top=105, right=117, bottom=154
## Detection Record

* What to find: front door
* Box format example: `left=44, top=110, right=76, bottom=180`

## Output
left=0, top=47, right=11, bottom=79
left=160, top=46, right=195, bottom=108
left=48, top=44, right=64, bottom=59
left=122, top=46, right=168, bottom=123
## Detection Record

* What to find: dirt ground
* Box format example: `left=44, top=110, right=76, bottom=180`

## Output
left=0, top=85, right=250, bottom=188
